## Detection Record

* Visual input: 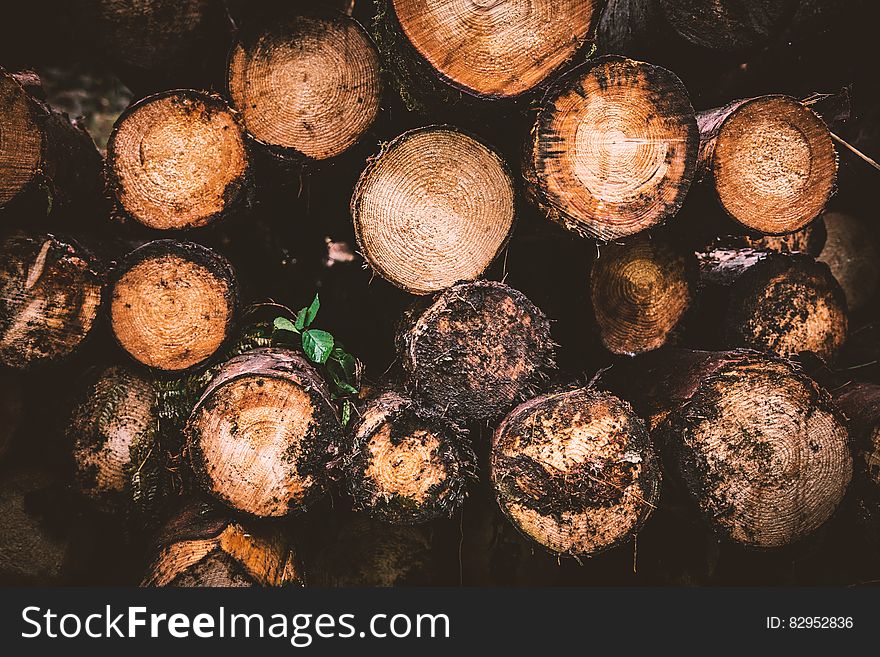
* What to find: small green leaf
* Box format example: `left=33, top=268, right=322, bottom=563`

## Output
left=341, top=400, right=352, bottom=426
left=295, top=294, right=320, bottom=331
left=273, top=316, right=298, bottom=333
left=302, top=329, right=334, bottom=364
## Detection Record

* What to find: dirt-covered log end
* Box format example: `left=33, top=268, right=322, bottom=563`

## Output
left=526, top=55, right=698, bottom=240
left=0, top=231, right=103, bottom=369
left=398, top=280, right=555, bottom=422
left=110, top=240, right=238, bottom=372
left=106, top=90, right=249, bottom=230
left=491, top=387, right=660, bottom=557
left=659, top=351, right=851, bottom=548
left=345, top=390, right=473, bottom=524
left=352, top=126, right=515, bottom=295
left=142, top=501, right=303, bottom=587
left=186, top=347, right=342, bottom=518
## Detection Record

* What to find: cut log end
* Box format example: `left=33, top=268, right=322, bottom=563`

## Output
left=68, top=365, right=158, bottom=512
left=345, top=391, right=473, bottom=524
left=186, top=348, right=342, bottom=518
left=706, top=96, right=836, bottom=234
left=390, top=0, right=598, bottom=98
left=107, top=90, right=248, bottom=230
left=833, top=382, right=880, bottom=491
left=591, top=234, right=695, bottom=355
left=352, top=127, right=514, bottom=294
left=399, top=280, right=555, bottom=422
left=0, top=232, right=103, bottom=369
left=143, top=503, right=303, bottom=587
left=228, top=9, right=380, bottom=160
left=662, top=352, right=851, bottom=548
left=0, top=71, right=43, bottom=207
left=491, top=387, right=660, bottom=557
left=528, top=56, right=698, bottom=240
left=110, top=240, right=238, bottom=372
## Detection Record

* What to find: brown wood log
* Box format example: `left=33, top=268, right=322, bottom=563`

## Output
left=604, top=349, right=852, bottom=548
left=142, top=501, right=303, bottom=587
left=817, top=211, right=880, bottom=314
left=491, top=387, right=660, bottom=557
left=398, top=280, right=555, bottom=422
left=378, top=0, right=600, bottom=101
left=227, top=7, right=381, bottom=161
left=729, top=216, right=827, bottom=256
left=590, top=233, right=697, bottom=355
left=67, top=365, right=161, bottom=513
left=0, top=231, right=104, bottom=369
left=0, top=68, right=103, bottom=215
left=351, top=126, right=515, bottom=295
left=345, top=390, right=473, bottom=524
left=696, top=95, right=836, bottom=235
left=109, top=240, right=239, bottom=372
left=697, top=247, right=847, bottom=362
left=524, top=56, right=699, bottom=241
left=186, top=347, right=343, bottom=517
left=106, top=90, right=250, bottom=230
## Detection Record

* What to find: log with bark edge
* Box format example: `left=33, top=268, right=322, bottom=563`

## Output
left=697, top=247, right=847, bottom=363
left=106, top=90, right=250, bottom=230
left=345, top=390, right=474, bottom=524
left=76, top=0, right=231, bottom=92
left=696, top=95, right=836, bottom=235
left=491, top=387, right=660, bottom=557
left=375, top=0, right=600, bottom=106
left=0, top=231, right=104, bottom=369
left=352, top=126, right=515, bottom=294
left=605, top=348, right=852, bottom=548
left=186, top=347, right=342, bottom=517
left=109, top=240, right=239, bottom=372
left=590, top=233, right=697, bottom=355
left=142, top=501, right=303, bottom=587
left=67, top=365, right=161, bottom=513
left=306, top=513, right=439, bottom=587
left=817, top=211, right=880, bottom=314
left=524, top=56, right=699, bottom=241
left=227, top=7, right=381, bottom=161
left=0, top=68, right=103, bottom=215
left=398, top=280, right=555, bottom=422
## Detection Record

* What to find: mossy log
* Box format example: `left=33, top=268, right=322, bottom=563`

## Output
left=697, top=247, right=847, bottom=362
left=696, top=95, right=836, bottom=235
left=590, top=233, right=697, bottom=355
left=524, top=56, right=698, bottom=241
left=67, top=365, right=162, bottom=514
left=186, top=347, right=342, bottom=517
left=818, top=211, right=880, bottom=314
left=491, top=387, right=660, bottom=557
left=345, top=390, right=473, bottom=524
left=0, top=231, right=104, bottom=369
left=106, top=90, right=250, bottom=230
left=142, top=501, right=303, bottom=587
left=227, top=6, right=381, bottom=161
left=352, top=126, right=515, bottom=294
left=397, top=280, right=555, bottom=422
left=0, top=68, right=103, bottom=216
left=374, top=0, right=600, bottom=109
left=605, top=349, right=852, bottom=548
left=109, top=240, right=239, bottom=372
